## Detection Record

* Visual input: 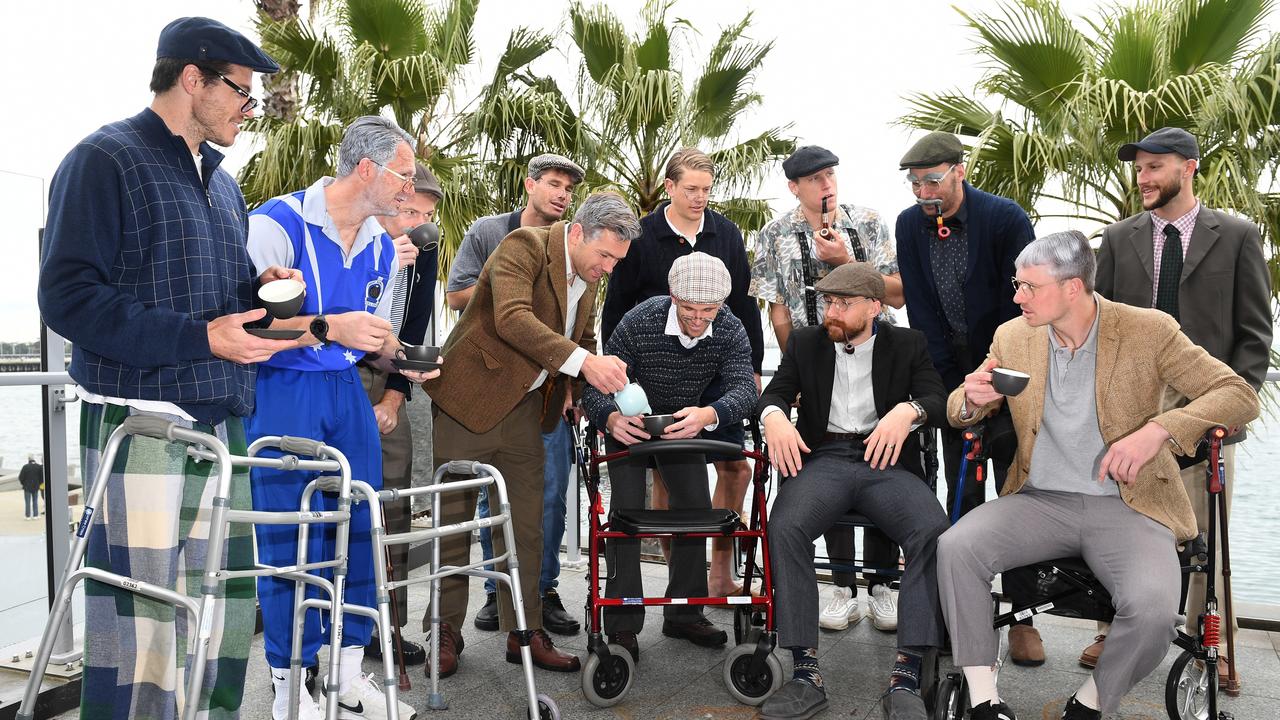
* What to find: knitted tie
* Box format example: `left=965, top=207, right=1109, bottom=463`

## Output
left=1155, top=224, right=1182, bottom=320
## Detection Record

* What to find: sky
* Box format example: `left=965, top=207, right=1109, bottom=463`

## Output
left=1, top=0, right=1275, bottom=341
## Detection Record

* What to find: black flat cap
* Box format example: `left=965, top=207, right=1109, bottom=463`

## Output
left=1117, top=127, right=1199, bottom=161
left=900, top=131, right=964, bottom=169
left=157, top=17, right=279, bottom=74
left=783, top=146, right=839, bottom=180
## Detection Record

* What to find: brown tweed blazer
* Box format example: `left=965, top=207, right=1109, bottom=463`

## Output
left=425, top=221, right=599, bottom=434
left=947, top=295, right=1259, bottom=540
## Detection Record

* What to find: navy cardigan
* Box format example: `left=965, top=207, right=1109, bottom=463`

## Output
left=894, top=182, right=1034, bottom=390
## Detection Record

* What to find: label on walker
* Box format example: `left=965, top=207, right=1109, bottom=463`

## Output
left=76, top=507, right=95, bottom=537
left=622, top=597, right=644, bottom=605
left=669, top=598, right=688, bottom=605
left=726, top=596, right=754, bottom=605
left=1015, top=602, right=1054, bottom=621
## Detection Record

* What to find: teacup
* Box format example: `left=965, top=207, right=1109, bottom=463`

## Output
left=991, top=368, right=1031, bottom=396
left=258, top=279, right=305, bottom=319
left=641, top=413, right=677, bottom=437
left=401, top=344, right=440, bottom=363
left=614, top=382, right=651, bottom=417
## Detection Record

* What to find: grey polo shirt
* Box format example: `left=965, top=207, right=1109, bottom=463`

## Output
left=1026, top=296, right=1117, bottom=496
left=445, top=208, right=524, bottom=292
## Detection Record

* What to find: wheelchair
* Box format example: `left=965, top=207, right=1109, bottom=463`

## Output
left=574, top=419, right=781, bottom=708
left=933, top=426, right=1237, bottom=720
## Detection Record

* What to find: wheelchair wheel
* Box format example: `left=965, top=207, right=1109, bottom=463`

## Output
left=530, top=693, right=560, bottom=720
left=1165, top=649, right=1210, bottom=720
left=933, top=672, right=968, bottom=720
left=723, top=642, right=784, bottom=705
left=581, top=645, right=635, bottom=708
left=732, top=607, right=759, bottom=645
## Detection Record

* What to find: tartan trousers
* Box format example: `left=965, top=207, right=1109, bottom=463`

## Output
left=79, top=402, right=255, bottom=720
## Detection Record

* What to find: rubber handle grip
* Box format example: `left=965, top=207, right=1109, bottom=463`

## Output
left=122, top=415, right=177, bottom=440
left=278, top=436, right=325, bottom=457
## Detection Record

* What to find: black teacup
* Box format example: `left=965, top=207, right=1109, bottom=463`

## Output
left=991, top=368, right=1031, bottom=396
left=258, top=279, right=305, bottom=319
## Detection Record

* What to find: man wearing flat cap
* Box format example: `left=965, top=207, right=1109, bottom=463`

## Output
left=755, top=262, right=948, bottom=720
left=37, top=16, right=293, bottom=719
left=1093, top=127, right=1271, bottom=687
left=750, top=144, right=907, bottom=637
left=357, top=162, right=445, bottom=668
left=444, top=151, right=588, bottom=641
left=582, top=252, right=757, bottom=660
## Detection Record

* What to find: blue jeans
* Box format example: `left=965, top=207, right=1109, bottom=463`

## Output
left=23, top=488, right=39, bottom=517
left=478, top=420, right=573, bottom=595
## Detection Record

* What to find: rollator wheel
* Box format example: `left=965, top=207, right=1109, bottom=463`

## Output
left=581, top=644, right=635, bottom=707
left=932, top=672, right=968, bottom=720
left=1165, top=649, right=1210, bottom=720
left=530, top=693, right=560, bottom=720
left=732, top=608, right=757, bottom=645
left=723, top=643, right=783, bottom=705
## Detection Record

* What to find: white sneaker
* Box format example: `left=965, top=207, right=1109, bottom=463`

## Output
left=271, top=672, right=324, bottom=720
left=818, top=585, right=861, bottom=630
left=337, top=673, right=418, bottom=720
left=868, top=584, right=898, bottom=631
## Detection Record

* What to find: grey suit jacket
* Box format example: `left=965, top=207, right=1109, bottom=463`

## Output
left=1096, top=206, right=1272, bottom=394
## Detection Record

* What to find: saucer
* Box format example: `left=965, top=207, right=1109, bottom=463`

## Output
left=246, top=327, right=304, bottom=340
left=392, top=358, right=440, bottom=372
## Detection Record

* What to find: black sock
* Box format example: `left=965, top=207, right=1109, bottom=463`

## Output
left=887, top=648, right=923, bottom=693
left=789, top=646, right=824, bottom=690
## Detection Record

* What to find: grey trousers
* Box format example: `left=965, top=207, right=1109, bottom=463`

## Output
left=359, top=366, right=414, bottom=625
left=771, top=442, right=949, bottom=649
left=604, top=438, right=709, bottom=632
left=937, top=489, right=1181, bottom=713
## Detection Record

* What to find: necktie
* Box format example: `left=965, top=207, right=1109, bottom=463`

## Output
left=1155, top=224, right=1182, bottom=320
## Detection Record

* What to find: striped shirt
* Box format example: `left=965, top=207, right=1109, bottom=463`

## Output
left=1150, top=203, right=1200, bottom=303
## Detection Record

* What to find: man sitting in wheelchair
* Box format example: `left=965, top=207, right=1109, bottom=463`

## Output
left=939, top=230, right=1260, bottom=720
left=757, top=262, right=950, bottom=720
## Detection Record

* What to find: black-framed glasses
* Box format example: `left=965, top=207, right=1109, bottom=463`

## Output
left=372, top=160, right=417, bottom=190
left=905, top=164, right=956, bottom=191
left=217, top=73, right=259, bottom=114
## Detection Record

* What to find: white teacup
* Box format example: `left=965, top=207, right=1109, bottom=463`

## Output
left=614, top=382, right=651, bottom=417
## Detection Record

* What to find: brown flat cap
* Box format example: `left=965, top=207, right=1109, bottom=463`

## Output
left=413, top=162, right=443, bottom=200
left=814, top=262, right=885, bottom=300
left=899, top=131, right=964, bottom=169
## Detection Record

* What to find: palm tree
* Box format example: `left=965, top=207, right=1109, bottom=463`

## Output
left=898, top=0, right=1280, bottom=297
left=239, top=0, right=556, bottom=274
left=473, top=0, right=795, bottom=236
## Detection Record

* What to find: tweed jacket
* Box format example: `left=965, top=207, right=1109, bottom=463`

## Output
left=1096, top=207, right=1273, bottom=393
left=425, top=222, right=598, bottom=434
left=946, top=296, right=1260, bottom=540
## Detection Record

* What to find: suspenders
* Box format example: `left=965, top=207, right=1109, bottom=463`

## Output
left=793, top=204, right=868, bottom=326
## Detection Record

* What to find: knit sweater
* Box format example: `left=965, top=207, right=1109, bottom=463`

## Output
left=38, top=108, right=257, bottom=424
left=582, top=296, right=757, bottom=434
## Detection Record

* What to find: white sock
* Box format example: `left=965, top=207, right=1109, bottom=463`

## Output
left=1075, top=674, right=1100, bottom=710
left=337, top=644, right=365, bottom=694
left=962, top=665, right=1000, bottom=707
left=270, top=667, right=292, bottom=717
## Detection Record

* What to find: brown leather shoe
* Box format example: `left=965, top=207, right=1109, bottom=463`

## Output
left=1008, top=624, right=1045, bottom=667
left=1078, top=634, right=1105, bottom=669
left=608, top=631, right=640, bottom=663
left=425, top=621, right=464, bottom=679
left=506, top=629, right=581, bottom=672
left=1218, top=657, right=1242, bottom=697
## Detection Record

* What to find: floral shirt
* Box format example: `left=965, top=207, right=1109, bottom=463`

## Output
left=749, top=203, right=897, bottom=328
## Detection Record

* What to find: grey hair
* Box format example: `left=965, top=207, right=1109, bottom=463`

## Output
left=572, top=191, right=642, bottom=242
left=336, top=116, right=416, bottom=177
left=1014, top=230, right=1096, bottom=292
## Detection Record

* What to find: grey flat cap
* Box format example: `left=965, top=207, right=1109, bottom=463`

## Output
left=899, top=131, right=964, bottom=169
left=528, top=153, right=585, bottom=184
left=1117, top=126, right=1200, bottom=161
left=814, top=262, right=885, bottom=300
left=783, top=146, right=839, bottom=180
left=413, top=162, right=443, bottom=200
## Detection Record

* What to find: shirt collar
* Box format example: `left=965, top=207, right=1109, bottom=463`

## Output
left=663, top=203, right=706, bottom=241
left=665, top=300, right=714, bottom=347
left=1049, top=294, right=1101, bottom=355
left=302, top=177, right=390, bottom=256
left=1150, top=201, right=1200, bottom=236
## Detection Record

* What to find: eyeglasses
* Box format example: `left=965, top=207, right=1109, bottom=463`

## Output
left=217, top=73, right=259, bottom=114
left=820, top=295, right=872, bottom=311
left=905, top=164, right=956, bottom=191
left=1010, top=276, right=1064, bottom=298
left=372, top=161, right=417, bottom=190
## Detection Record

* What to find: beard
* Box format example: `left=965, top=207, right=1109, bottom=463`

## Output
left=823, top=315, right=867, bottom=344
left=1142, top=175, right=1183, bottom=211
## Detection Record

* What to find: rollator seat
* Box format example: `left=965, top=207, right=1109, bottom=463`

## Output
left=609, top=508, right=741, bottom=535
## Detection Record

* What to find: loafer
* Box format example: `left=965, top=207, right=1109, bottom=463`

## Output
left=758, top=679, right=828, bottom=720
left=607, top=631, right=640, bottom=663
left=879, top=687, right=926, bottom=720
left=365, top=632, right=426, bottom=666
left=424, top=622, right=463, bottom=679
left=661, top=617, right=727, bottom=648
left=1008, top=624, right=1045, bottom=667
left=1060, top=694, right=1100, bottom=720
left=473, top=592, right=499, bottom=631
left=969, top=700, right=1017, bottom=720
left=1078, top=634, right=1105, bottom=669
left=541, top=589, right=580, bottom=635
left=506, top=629, right=581, bottom=672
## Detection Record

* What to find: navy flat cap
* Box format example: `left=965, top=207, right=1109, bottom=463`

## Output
left=157, top=17, right=279, bottom=74
left=783, top=146, right=839, bottom=180
left=1117, top=126, right=1200, bottom=161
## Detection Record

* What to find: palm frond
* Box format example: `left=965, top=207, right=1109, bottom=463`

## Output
left=1166, top=0, right=1275, bottom=71
left=570, top=2, right=628, bottom=86
left=339, top=0, right=427, bottom=59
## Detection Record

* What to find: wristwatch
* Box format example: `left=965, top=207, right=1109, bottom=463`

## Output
left=907, top=400, right=927, bottom=424
left=309, top=314, right=330, bottom=346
